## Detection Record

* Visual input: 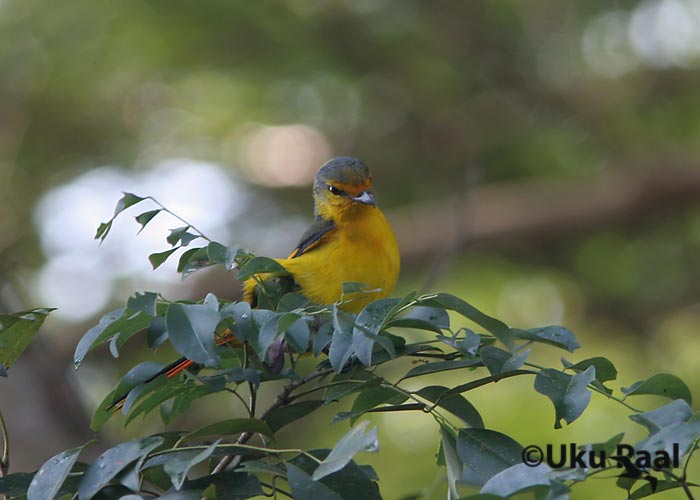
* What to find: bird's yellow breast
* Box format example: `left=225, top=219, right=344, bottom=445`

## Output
left=277, top=206, right=400, bottom=313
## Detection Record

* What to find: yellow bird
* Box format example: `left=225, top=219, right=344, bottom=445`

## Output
left=244, top=156, right=400, bottom=312
left=109, top=157, right=399, bottom=408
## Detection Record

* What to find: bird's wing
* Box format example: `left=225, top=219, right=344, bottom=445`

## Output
left=288, top=216, right=336, bottom=259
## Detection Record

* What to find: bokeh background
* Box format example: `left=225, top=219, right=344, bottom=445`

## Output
left=2, top=0, right=700, bottom=498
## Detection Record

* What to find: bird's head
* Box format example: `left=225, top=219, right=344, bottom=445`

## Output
left=313, top=157, right=375, bottom=219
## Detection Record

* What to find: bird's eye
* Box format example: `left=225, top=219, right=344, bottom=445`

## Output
left=328, top=185, right=342, bottom=196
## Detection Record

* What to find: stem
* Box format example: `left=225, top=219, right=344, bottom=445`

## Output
left=146, top=197, right=212, bottom=242
left=259, top=481, right=293, bottom=499
left=0, top=408, right=8, bottom=477
left=211, top=367, right=335, bottom=474
left=666, top=470, right=696, bottom=500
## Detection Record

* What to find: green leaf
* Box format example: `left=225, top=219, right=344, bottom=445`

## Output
left=417, top=386, right=483, bottom=428
left=74, top=308, right=151, bottom=368
left=252, top=314, right=281, bottom=361
left=630, top=400, right=694, bottom=434
left=534, top=366, right=595, bottom=429
left=440, top=427, right=461, bottom=499
left=166, top=303, right=220, bottom=366
left=167, top=226, right=198, bottom=247
left=114, top=192, right=145, bottom=217
left=456, top=429, right=522, bottom=486
left=480, top=346, right=528, bottom=376
left=94, top=220, right=113, bottom=242
left=149, top=248, right=178, bottom=269
left=285, top=317, right=311, bottom=353
left=480, top=463, right=553, bottom=497
left=329, top=306, right=355, bottom=372
left=323, top=370, right=376, bottom=404
left=181, top=471, right=264, bottom=499
left=401, top=358, right=482, bottom=380
left=636, top=417, right=700, bottom=460
left=28, top=442, right=91, bottom=500
left=164, top=440, right=221, bottom=490
left=220, top=301, right=253, bottom=342
left=180, top=247, right=212, bottom=278
left=288, top=450, right=381, bottom=500
left=183, top=418, right=274, bottom=442
left=418, top=293, right=514, bottom=351
left=160, top=385, right=218, bottom=425
left=622, top=373, right=692, bottom=405
left=0, top=472, right=35, bottom=497
left=630, top=480, right=687, bottom=499
left=387, top=306, right=450, bottom=334
left=562, top=356, right=617, bottom=394
left=134, top=209, right=161, bottom=233
left=286, top=464, right=344, bottom=500
left=312, top=421, right=379, bottom=480
left=206, top=241, right=228, bottom=264
left=236, top=256, right=288, bottom=281
left=336, top=385, right=407, bottom=423
left=266, top=400, right=323, bottom=433
left=126, top=291, right=158, bottom=317
left=511, top=326, right=579, bottom=352
left=111, top=362, right=165, bottom=408
left=353, top=299, right=401, bottom=366
left=0, top=308, right=52, bottom=371
left=77, top=436, right=164, bottom=500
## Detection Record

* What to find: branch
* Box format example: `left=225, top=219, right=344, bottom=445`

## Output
left=211, top=367, right=334, bottom=474
left=390, top=162, right=700, bottom=261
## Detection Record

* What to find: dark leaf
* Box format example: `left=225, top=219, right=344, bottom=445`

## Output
left=622, top=373, right=692, bottom=405
left=149, top=248, right=178, bottom=270
left=220, top=301, right=252, bottom=342
left=181, top=471, right=264, bottom=500
left=534, top=366, right=595, bottom=429
left=180, top=247, right=212, bottom=278
left=401, top=358, right=482, bottom=380
left=636, top=418, right=700, bottom=460
left=313, top=322, right=333, bottom=356
left=417, top=386, right=484, bottom=428
left=160, top=385, right=218, bottom=425
left=146, top=316, right=168, bottom=351
left=266, top=400, right=323, bottom=433
left=134, top=209, right=161, bottom=233
left=285, top=318, right=311, bottom=353
left=111, top=362, right=166, bottom=409
left=312, top=421, right=379, bottom=480
left=165, top=303, right=220, bottom=366
left=562, top=356, right=617, bottom=395
left=0, top=472, right=35, bottom=496
left=164, top=440, right=220, bottom=490
left=78, top=436, right=163, bottom=500
left=289, top=450, right=381, bottom=500
left=236, top=257, right=288, bottom=281
left=456, top=429, right=522, bottom=486
left=183, top=418, right=273, bottom=442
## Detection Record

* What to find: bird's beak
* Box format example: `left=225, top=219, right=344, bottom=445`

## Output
left=353, top=191, right=375, bottom=206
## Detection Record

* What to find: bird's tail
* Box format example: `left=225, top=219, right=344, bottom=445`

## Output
left=107, top=330, right=240, bottom=411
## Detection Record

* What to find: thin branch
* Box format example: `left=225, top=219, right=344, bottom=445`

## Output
left=145, top=196, right=213, bottom=242
left=211, top=367, right=335, bottom=474
left=0, top=408, right=8, bottom=477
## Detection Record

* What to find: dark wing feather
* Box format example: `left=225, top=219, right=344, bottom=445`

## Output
left=288, top=216, right=335, bottom=259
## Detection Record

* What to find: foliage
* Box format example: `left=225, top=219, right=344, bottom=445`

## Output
left=1, top=194, right=700, bottom=500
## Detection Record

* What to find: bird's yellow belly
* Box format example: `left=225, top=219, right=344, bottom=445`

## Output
left=278, top=209, right=399, bottom=313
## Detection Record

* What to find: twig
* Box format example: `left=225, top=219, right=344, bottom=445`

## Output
left=0, top=408, right=8, bottom=477
left=211, top=367, right=334, bottom=474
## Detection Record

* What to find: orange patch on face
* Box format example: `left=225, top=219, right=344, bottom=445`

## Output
left=332, top=179, right=372, bottom=197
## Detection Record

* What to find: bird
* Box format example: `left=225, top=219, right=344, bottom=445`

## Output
left=108, top=156, right=400, bottom=410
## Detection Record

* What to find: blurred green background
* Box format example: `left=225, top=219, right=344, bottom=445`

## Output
left=2, top=0, right=700, bottom=498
